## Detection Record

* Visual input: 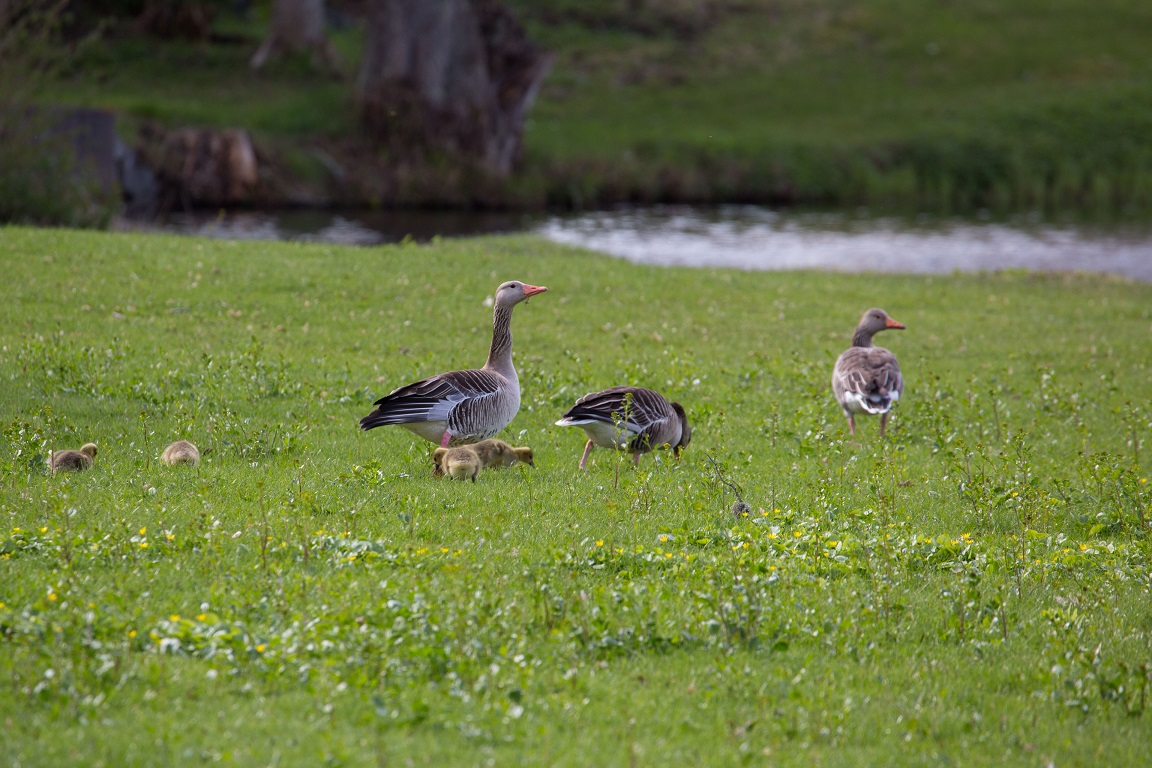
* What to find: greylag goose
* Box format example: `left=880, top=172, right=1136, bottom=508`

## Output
left=832, top=308, right=905, bottom=436
left=433, top=446, right=482, bottom=482
left=51, top=442, right=98, bottom=472
left=360, top=280, right=547, bottom=447
left=161, top=440, right=200, bottom=467
left=470, top=438, right=534, bottom=469
left=556, top=386, right=691, bottom=469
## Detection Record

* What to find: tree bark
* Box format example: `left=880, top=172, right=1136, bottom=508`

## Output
left=251, top=0, right=338, bottom=71
left=356, top=0, right=553, bottom=176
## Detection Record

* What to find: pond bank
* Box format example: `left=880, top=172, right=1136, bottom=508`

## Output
left=117, top=206, right=1152, bottom=283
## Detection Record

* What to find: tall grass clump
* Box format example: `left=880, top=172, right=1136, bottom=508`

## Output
left=0, top=0, right=116, bottom=227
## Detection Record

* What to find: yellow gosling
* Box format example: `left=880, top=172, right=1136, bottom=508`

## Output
left=432, top=446, right=482, bottom=482
left=469, top=438, right=535, bottom=469
left=161, top=440, right=200, bottom=467
left=51, top=442, right=98, bottom=472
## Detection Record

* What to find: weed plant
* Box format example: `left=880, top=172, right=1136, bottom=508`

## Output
left=1, top=227, right=1151, bottom=764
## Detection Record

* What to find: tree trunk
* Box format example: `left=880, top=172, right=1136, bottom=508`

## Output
left=355, top=0, right=553, bottom=176
left=250, top=0, right=338, bottom=70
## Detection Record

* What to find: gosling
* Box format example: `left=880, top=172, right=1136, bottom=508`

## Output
left=469, top=438, right=534, bottom=469
left=432, top=446, right=482, bottom=482
left=161, top=440, right=200, bottom=467
left=51, top=442, right=98, bottom=472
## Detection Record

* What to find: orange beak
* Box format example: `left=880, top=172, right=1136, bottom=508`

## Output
left=886, top=317, right=906, bottom=330
left=523, top=284, right=548, bottom=297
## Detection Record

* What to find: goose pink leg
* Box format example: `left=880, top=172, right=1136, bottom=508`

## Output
left=440, top=431, right=453, bottom=448
left=578, top=440, right=595, bottom=470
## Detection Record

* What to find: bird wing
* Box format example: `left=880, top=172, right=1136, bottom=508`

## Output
left=833, top=348, right=903, bottom=414
left=360, top=369, right=505, bottom=429
left=558, top=386, right=675, bottom=443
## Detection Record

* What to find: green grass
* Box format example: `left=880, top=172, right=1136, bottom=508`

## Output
left=2, top=226, right=1152, bottom=765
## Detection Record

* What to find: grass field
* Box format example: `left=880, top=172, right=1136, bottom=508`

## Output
left=1, top=226, right=1151, bottom=765
left=27, top=0, right=1152, bottom=211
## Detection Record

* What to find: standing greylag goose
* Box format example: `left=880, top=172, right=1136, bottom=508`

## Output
left=360, top=280, right=547, bottom=447
left=161, top=440, right=200, bottom=467
left=432, top=446, right=482, bottom=482
left=556, top=386, right=691, bottom=469
left=51, top=442, right=98, bottom=472
left=832, top=308, right=905, bottom=437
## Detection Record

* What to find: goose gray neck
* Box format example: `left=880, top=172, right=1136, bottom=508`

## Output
left=851, top=326, right=875, bottom=348
left=484, top=303, right=516, bottom=376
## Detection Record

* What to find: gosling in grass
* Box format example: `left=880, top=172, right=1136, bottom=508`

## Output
left=432, top=446, right=482, bottom=482
left=161, top=440, right=200, bottom=467
left=51, top=443, right=98, bottom=472
left=469, top=438, right=534, bottom=469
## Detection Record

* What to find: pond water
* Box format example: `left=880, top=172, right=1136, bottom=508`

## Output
left=125, top=206, right=1152, bottom=283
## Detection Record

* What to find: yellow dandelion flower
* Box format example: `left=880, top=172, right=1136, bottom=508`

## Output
left=767, top=532, right=777, bottom=539
left=1011, top=492, right=1018, bottom=498
left=665, top=553, right=672, bottom=559
left=415, top=547, right=428, bottom=555
left=169, top=614, right=180, bottom=622
left=139, top=527, right=147, bottom=535
left=595, top=540, right=604, bottom=547
left=0, top=602, right=5, bottom=609
left=793, top=531, right=802, bottom=538
left=440, top=547, right=450, bottom=553
left=255, top=644, right=266, bottom=653
left=196, top=613, right=207, bottom=622
left=165, top=533, right=175, bottom=541
left=128, top=629, right=137, bottom=638
left=47, top=592, right=57, bottom=601
left=139, top=541, right=149, bottom=549
left=39, top=526, right=47, bottom=533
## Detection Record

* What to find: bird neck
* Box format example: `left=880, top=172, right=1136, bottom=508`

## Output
left=484, top=303, right=516, bottom=376
left=851, top=327, right=875, bottom=348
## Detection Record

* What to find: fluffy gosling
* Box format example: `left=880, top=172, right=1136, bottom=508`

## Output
left=161, top=440, right=200, bottom=467
left=469, top=438, right=534, bottom=469
left=432, top=446, right=482, bottom=482
left=51, top=442, right=98, bottom=472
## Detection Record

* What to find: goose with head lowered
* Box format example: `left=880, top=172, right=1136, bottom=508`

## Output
left=832, top=308, right=905, bottom=437
left=556, top=386, right=691, bottom=469
left=360, top=281, right=547, bottom=447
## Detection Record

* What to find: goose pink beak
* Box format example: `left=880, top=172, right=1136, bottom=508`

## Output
left=886, top=317, right=906, bottom=330
left=523, top=284, right=548, bottom=297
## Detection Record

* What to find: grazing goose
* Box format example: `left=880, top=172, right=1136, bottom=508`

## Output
left=51, top=442, right=98, bottom=472
left=161, top=440, right=200, bottom=467
left=556, top=386, right=691, bottom=469
left=470, top=438, right=534, bottom=469
left=360, top=280, right=548, bottom=447
left=832, top=308, right=905, bottom=437
left=432, top=446, right=482, bottom=482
